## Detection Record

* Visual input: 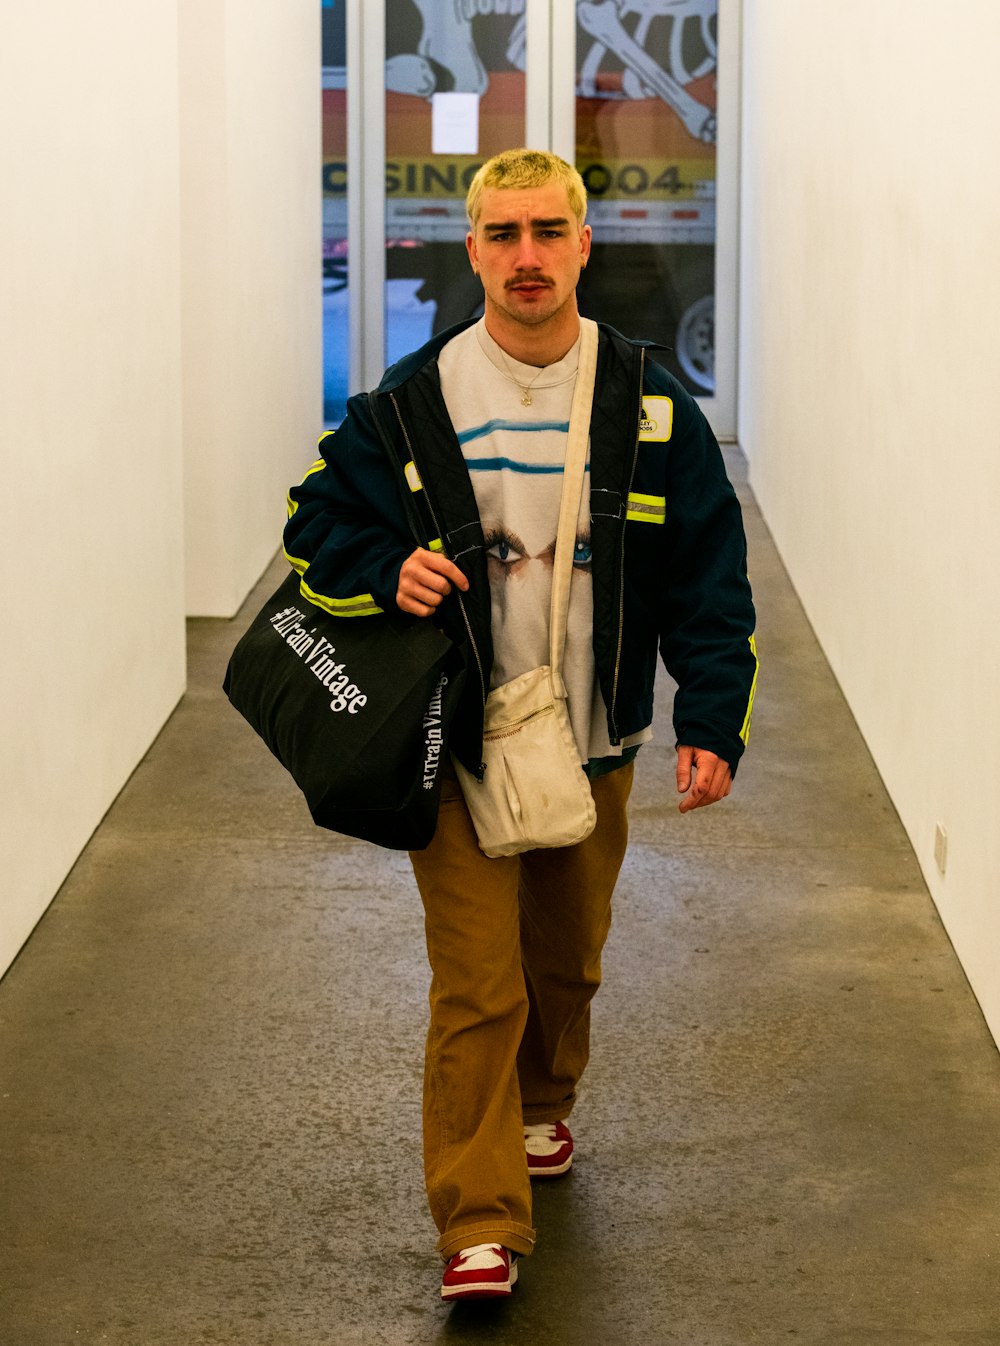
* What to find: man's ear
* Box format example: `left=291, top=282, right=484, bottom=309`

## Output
left=466, top=231, right=479, bottom=275
left=579, top=224, right=592, bottom=269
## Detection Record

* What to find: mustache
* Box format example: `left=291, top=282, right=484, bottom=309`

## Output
left=505, top=272, right=554, bottom=290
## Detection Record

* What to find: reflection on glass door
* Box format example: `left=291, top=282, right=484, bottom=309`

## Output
left=383, top=0, right=526, bottom=367
left=321, top=0, right=348, bottom=424
left=324, top=0, right=733, bottom=422
left=574, top=0, right=718, bottom=396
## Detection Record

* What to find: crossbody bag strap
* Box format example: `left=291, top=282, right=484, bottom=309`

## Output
left=549, top=317, right=599, bottom=677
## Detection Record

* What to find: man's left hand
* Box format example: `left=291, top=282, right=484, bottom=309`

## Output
left=676, top=745, right=732, bottom=813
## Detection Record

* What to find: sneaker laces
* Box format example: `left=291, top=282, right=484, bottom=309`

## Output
left=523, top=1122, right=563, bottom=1156
left=452, top=1243, right=507, bottom=1270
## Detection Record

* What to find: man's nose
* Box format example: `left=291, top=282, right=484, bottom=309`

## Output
left=513, top=229, right=542, bottom=271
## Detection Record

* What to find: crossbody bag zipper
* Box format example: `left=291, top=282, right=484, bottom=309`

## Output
left=483, top=703, right=555, bottom=741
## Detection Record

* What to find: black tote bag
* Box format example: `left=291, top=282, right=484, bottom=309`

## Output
left=224, top=571, right=465, bottom=850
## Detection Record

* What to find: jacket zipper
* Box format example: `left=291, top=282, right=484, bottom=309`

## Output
left=609, top=346, right=645, bottom=744
left=387, top=392, right=489, bottom=775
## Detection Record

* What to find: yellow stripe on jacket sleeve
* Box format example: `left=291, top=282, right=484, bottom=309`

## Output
left=286, top=457, right=328, bottom=519
left=625, top=492, right=666, bottom=524
left=284, top=549, right=309, bottom=575
left=299, top=578, right=383, bottom=618
left=739, top=634, right=759, bottom=745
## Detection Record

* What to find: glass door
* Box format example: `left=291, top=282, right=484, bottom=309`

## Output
left=321, top=0, right=349, bottom=425
left=326, top=0, right=738, bottom=436
left=554, top=0, right=740, bottom=435
left=382, top=1, right=528, bottom=366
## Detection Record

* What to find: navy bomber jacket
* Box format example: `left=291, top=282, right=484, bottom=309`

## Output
left=283, top=320, right=758, bottom=780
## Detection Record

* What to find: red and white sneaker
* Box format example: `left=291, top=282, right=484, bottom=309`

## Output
left=441, top=1243, right=518, bottom=1301
left=524, top=1120, right=574, bottom=1178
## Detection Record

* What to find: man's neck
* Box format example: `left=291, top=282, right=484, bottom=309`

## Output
left=483, top=308, right=582, bottom=368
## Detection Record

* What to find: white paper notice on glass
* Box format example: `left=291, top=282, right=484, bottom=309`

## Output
left=431, top=92, right=479, bottom=155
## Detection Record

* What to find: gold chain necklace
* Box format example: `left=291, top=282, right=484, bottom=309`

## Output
left=497, top=350, right=548, bottom=407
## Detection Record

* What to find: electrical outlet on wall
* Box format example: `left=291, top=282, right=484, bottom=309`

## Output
left=934, top=824, right=948, bottom=876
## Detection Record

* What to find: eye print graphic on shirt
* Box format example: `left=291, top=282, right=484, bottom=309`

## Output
left=483, top=525, right=530, bottom=580
left=572, top=533, right=593, bottom=572
left=484, top=524, right=593, bottom=580
left=538, top=531, right=593, bottom=575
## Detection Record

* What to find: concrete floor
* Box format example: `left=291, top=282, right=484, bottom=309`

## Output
left=2, top=452, right=999, bottom=1345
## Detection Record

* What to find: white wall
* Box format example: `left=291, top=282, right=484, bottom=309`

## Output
left=0, top=1, right=322, bottom=978
left=739, top=0, right=1000, bottom=1041
left=0, top=2, right=186, bottom=977
left=180, top=0, right=322, bottom=617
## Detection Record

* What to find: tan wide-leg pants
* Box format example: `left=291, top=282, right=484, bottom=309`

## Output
left=408, top=761, right=634, bottom=1261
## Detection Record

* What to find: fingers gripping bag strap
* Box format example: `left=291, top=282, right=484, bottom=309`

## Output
left=455, top=319, right=600, bottom=858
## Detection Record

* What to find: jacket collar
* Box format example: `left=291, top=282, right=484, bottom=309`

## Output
left=375, top=318, right=664, bottom=395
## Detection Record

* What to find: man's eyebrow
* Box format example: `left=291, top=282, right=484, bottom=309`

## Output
left=482, top=216, right=571, bottom=233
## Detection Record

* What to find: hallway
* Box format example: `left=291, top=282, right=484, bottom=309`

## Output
left=2, top=451, right=998, bottom=1346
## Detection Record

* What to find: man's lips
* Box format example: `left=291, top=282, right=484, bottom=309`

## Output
left=507, top=277, right=552, bottom=296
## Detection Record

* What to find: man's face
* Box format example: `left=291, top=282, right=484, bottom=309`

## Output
left=466, top=181, right=592, bottom=335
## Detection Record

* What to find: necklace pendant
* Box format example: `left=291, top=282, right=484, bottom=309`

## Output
left=521, top=391, right=532, bottom=407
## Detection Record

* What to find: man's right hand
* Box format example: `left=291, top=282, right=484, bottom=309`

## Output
left=396, top=547, right=469, bottom=617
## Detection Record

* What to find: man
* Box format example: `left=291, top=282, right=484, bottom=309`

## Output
left=283, top=148, right=757, bottom=1301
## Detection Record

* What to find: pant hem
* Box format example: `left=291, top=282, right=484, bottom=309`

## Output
left=438, top=1221, right=537, bottom=1262
left=521, top=1105, right=574, bottom=1125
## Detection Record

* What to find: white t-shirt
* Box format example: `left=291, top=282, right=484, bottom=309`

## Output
left=437, top=319, right=651, bottom=765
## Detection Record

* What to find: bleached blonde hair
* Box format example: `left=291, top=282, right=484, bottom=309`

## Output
left=466, top=148, right=588, bottom=229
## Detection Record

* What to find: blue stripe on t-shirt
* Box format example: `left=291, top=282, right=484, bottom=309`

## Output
left=457, top=418, right=570, bottom=446
left=464, top=457, right=591, bottom=475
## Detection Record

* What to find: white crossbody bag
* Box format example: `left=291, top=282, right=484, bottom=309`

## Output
left=454, top=318, right=599, bottom=858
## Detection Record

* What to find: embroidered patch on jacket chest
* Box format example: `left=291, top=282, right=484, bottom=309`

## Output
left=638, top=396, right=673, bottom=442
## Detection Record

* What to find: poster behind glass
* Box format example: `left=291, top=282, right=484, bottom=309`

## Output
left=322, top=1, right=717, bottom=420
left=383, top=0, right=526, bottom=367
left=575, top=0, right=717, bottom=395
left=322, top=0, right=348, bottom=425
